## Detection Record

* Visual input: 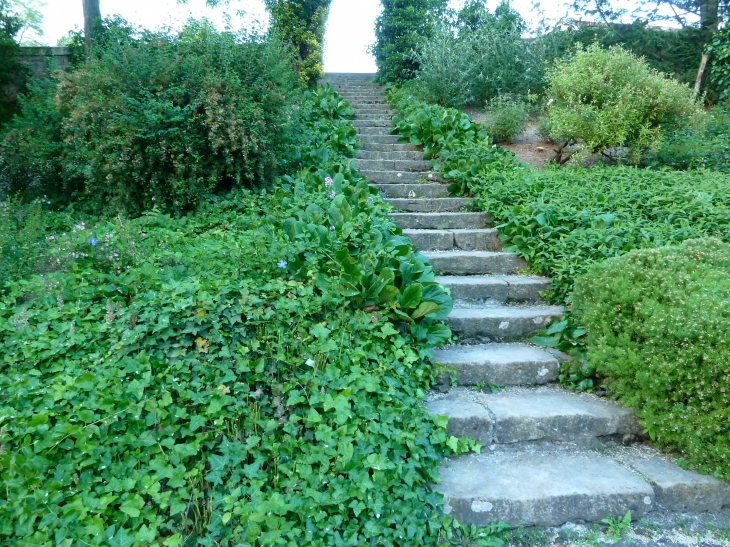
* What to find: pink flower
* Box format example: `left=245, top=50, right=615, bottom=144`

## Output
left=329, top=191, right=336, bottom=199
left=325, top=177, right=333, bottom=187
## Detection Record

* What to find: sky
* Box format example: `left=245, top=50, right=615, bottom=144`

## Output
left=30, top=0, right=680, bottom=73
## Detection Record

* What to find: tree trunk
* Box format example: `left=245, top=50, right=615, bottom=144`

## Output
left=83, top=0, right=102, bottom=61
left=694, top=53, right=709, bottom=95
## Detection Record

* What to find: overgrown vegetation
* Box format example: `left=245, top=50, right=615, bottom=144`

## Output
left=265, top=0, right=332, bottom=87
left=0, top=21, right=301, bottom=216
left=483, top=95, right=531, bottom=143
left=407, top=1, right=545, bottom=108
left=543, top=44, right=703, bottom=164
left=0, top=40, right=503, bottom=543
left=574, top=238, right=730, bottom=480
left=372, top=0, right=448, bottom=83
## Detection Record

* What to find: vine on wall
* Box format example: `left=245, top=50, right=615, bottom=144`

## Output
left=265, top=0, right=332, bottom=87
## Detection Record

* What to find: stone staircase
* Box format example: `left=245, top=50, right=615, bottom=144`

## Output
left=324, top=73, right=730, bottom=529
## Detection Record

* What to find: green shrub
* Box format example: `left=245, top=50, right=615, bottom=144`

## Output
left=469, top=164, right=730, bottom=303
left=573, top=238, right=730, bottom=479
left=483, top=95, right=530, bottom=143
left=372, top=0, right=448, bottom=83
left=648, top=104, right=730, bottom=172
left=0, top=20, right=302, bottom=216
left=408, top=1, right=544, bottom=108
left=709, top=25, right=730, bottom=102
left=544, top=44, right=702, bottom=163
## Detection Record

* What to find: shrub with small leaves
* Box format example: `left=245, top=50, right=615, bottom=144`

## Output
left=483, top=95, right=530, bottom=143
left=573, top=238, right=730, bottom=480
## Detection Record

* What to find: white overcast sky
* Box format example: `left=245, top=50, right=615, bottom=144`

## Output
left=32, top=0, right=672, bottom=73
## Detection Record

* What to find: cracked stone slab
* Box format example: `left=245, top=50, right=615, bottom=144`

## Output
left=433, top=343, right=560, bottom=387
left=482, top=386, right=642, bottom=444
left=624, top=455, right=730, bottom=512
left=437, top=450, right=656, bottom=527
left=426, top=389, right=494, bottom=445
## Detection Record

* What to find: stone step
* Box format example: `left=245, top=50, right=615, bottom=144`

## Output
left=426, top=386, right=641, bottom=446
left=433, top=343, right=560, bottom=387
left=348, top=99, right=387, bottom=106
left=374, top=184, right=449, bottom=199
left=356, top=127, right=393, bottom=136
left=436, top=275, right=549, bottom=303
left=360, top=143, right=419, bottom=153
left=389, top=212, right=491, bottom=230
left=387, top=198, right=469, bottom=213
left=445, top=304, right=564, bottom=340
left=361, top=170, right=441, bottom=184
left=404, top=229, right=500, bottom=252
left=352, top=108, right=393, bottom=115
left=357, top=150, right=424, bottom=161
left=358, top=135, right=400, bottom=145
left=358, top=159, right=433, bottom=172
left=436, top=445, right=730, bottom=528
left=424, top=250, right=525, bottom=275
left=352, top=119, right=392, bottom=128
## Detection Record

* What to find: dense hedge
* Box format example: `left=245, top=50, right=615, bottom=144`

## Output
left=0, top=81, right=494, bottom=545
left=0, top=0, right=26, bottom=127
left=0, top=21, right=301, bottom=216
left=574, top=238, right=730, bottom=480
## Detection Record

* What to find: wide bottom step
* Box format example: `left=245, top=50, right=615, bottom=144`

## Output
left=437, top=446, right=730, bottom=528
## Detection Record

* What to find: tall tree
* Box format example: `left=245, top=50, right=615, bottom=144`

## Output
left=82, top=0, right=100, bottom=59
left=263, top=0, right=332, bottom=87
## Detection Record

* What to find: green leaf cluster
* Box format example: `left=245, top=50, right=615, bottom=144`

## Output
left=387, top=87, right=517, bottom=196
left=0, top=0, right=27, bottom=127
left=544, top=44, right=703, bottom=163
left=0, top=82, right=496, bottom=546
left=573, top=238, right=730, bottom=480
left=708, top=24, right=730, bottom=102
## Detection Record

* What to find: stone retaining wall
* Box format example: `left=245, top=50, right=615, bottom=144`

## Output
left=17, top=47, right=72, bottom=78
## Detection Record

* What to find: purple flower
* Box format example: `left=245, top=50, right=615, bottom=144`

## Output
left=277, top=260, right=288, bottom=269
left=89, top=237, right=98, bottom=246
left=328, top=191, right=336, bottom=199
left=329, top=226, right=335, bottom=232
left=324, top=177, right=333, bottom=187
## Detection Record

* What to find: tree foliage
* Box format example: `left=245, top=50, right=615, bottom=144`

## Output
left=264, top=0, right=332, bottom=87
left=708, top=22, right=730, bottom=101
left=0, top=0, right=25, bottom=127
left=372, top=0, right=448, bottom=82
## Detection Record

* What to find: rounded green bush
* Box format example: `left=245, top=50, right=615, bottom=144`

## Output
left=545, top=44, right=702, bottom=163
left=483, top=95, right=530, bottom=143
left=573, top=238, right=730, bottom=479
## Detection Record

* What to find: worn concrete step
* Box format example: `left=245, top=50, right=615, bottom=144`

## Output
left=424, top=251, right=525, bottom=275
left=374, top=184, right=449, bottom=199
left=436, top=275, right=549, bottom=303
left=389, top=212, right=491, bottom=230
left=352, top=119, right=392, bottom=128
left=357, top=150, right=424, bottom=161
left=404, top=229, right=500, bottom=252
left=358, top=159, right=433, bottom=172
left=387, top=198, right=469, bottom=213
left=436, top=446, right=730, bottom=528
left=356, top=127, right=393, bottom=136
left=427, top=386, right=641, bottom=446
left=360, top=143, right=419, bottom=152
left=348, top=99, right=387, bottom=106
left=433, top=343, right=560, bottom=387
left=445, top=304, right=564, bottom=340
left=352, top=108, right=393, bottom=115
left=361, top=170, right=441, bottom=184
left=358, top=135, right=400, bottom=145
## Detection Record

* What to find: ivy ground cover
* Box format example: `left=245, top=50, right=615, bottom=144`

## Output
left=0, top=86, right=488, bottom=546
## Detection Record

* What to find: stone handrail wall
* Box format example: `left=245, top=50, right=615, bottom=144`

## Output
left=17, top=47, right=73, bottom=78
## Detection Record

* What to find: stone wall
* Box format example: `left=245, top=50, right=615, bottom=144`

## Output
left=17, top=47, right=72, bottom=78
